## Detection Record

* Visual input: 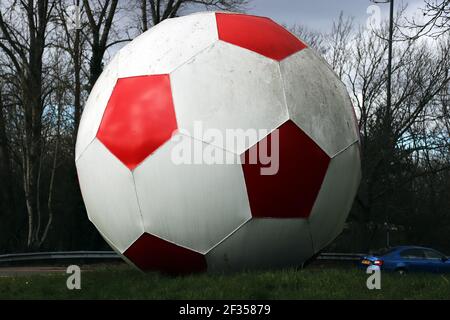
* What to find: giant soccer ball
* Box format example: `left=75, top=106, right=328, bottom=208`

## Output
left=75, top=12, right=361, bottom=273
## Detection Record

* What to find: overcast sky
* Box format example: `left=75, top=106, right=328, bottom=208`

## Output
left=245, top=0, right=426, bottom=32
left=109, top=0, right=429, bottom=59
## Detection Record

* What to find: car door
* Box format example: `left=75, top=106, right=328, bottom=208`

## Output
left=423, top=249, right=448, bottom=273
left=400, top=249, right=428, bottom=272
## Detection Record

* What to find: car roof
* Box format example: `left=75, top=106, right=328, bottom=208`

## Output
left=391, top=245, right=435, bottom=251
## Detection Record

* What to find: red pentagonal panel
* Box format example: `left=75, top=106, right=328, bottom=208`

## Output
left=241, top=120, right=330, bottom=218
left=97, top=75, right=177, bottom=170
left=216, top=13, right=307, bottom=61
left=124, top=233, right=207, bottom=274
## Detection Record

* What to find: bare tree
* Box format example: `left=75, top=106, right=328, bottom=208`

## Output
left=82, top=0, right=120, bottom=89
left=336, top=15, right=450, bottom=250
left=326, top=12, right=354, bottom=79
left=0, top=0, right=57, bottom=248
left=405, top=0, right=450, bottom=39
left=37, top=51, right=69, bottom=247
left=289, top=24, right=327, bottom=55
left=140, top=0, right=248, bottom=29
left=55, top=0, right=88, bottom=141
left=0, top=82, right=15, bottom=247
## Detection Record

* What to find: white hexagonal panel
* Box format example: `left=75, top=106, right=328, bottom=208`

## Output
left=117, top=12, right=219, bottom=78
left=76, top=138, right=144, bottom=253
left=280, top=48, right=359, bottom=157
left=308, top=142, right=361, bottom=252
left=133, top=134, right=252, bottom=254
left=206, top=218, right=314, bottom=272
left=171, top=40, right=289, bottom=155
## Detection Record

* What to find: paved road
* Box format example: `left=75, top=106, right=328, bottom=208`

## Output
left=0, top=266, right=69, bottom=277
left=0, top=260, right=353, bottom=277
left=0, top=264, right=114, bottom=277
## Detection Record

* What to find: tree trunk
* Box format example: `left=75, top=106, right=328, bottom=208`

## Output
left=73, top=25, right=82, bottom=141
left=0, top=91, right=15, bottom=248
left=141, top=0, right=148, bottom=31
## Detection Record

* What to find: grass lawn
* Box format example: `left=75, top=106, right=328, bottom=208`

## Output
left=0, top=264, right=449, bottom=299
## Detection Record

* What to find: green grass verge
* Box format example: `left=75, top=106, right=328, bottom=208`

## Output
left=1, top=264, right=449, bottom=299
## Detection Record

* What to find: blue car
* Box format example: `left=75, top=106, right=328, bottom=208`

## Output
left=360, top=246, right=450, bottom=274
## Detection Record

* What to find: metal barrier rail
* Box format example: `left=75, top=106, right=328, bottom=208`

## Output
left=0, top=251, right=366, bottom=265
left=317, top=253, right=366, bottom=261
left=0, top=251, right=121, bottom=264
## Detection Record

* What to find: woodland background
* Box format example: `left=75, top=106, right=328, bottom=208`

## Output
left=0, top=0, right=449, bottom=254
